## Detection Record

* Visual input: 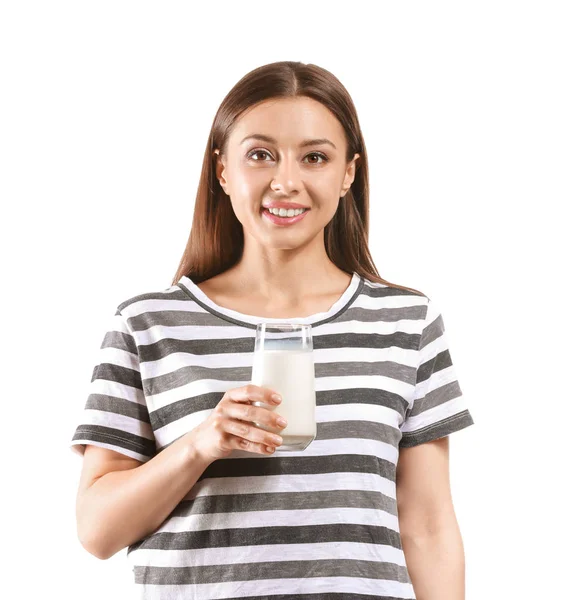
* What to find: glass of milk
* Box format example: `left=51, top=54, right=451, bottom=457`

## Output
left=250, top=322, right=316, bottom=451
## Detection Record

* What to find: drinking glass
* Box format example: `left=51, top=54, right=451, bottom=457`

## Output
left=250, top=322, right=316, bottom=451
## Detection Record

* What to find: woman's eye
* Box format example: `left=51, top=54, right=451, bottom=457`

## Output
left=248, top=150, right=271, bottom=162
left=304, top=152, right=327, bottom=164
left=247, top=149, right=328, bottom=164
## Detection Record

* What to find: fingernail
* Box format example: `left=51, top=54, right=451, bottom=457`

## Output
left=271, top=394, right=282, bottom=403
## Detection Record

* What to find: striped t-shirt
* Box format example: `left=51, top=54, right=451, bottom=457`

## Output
left=70, top=271, right=474, bottom=599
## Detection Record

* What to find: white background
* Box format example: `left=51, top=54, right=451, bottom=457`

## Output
left=2, top=1, right=574, bottom=598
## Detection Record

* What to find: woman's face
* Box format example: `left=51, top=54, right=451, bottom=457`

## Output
left=214, top=96, right=360, bottom=250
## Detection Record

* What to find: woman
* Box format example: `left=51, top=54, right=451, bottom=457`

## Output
left=71, top=60, right=474, bottom=599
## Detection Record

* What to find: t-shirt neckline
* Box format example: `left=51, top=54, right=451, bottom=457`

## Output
left=177, top=271, right=364, bottom=328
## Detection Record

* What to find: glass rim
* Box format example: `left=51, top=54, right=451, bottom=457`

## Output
left=256, top=322, right=311, bottom=331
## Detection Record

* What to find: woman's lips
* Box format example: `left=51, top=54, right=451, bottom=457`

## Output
left=261, top=207, right=310, bottom=226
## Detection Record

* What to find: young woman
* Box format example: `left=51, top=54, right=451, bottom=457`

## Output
left=71, top=60, right=474, bottom=599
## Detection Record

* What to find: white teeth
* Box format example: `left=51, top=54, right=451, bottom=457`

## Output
left=265, top=207, right=306, bottom=217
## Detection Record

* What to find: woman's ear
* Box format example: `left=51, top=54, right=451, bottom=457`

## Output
left=341, top=152, right=360, bottom=196
left=213, top=149, right=228, bottom=195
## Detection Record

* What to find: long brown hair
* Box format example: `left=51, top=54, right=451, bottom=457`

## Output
left=171, top=60, right=424, bottom=297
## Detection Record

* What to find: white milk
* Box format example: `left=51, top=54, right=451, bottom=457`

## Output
left=251, top=348, right=317, bottom=451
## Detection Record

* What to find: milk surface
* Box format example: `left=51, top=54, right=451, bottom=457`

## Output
left=250, top=348, right=316, bottom=450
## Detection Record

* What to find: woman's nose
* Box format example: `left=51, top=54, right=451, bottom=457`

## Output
left=270, top=159, right=303, bottom=192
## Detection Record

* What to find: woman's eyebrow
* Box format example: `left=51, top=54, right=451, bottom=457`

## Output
left=240, top=134, right=337, bottom=150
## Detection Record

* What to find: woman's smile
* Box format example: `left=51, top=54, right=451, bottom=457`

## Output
left=260, top=206, right=311, bottom=226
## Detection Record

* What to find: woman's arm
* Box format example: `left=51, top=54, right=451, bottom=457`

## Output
left=77, top=432, right=214, bottom=560
left=396, top=437, right=466, bottom=600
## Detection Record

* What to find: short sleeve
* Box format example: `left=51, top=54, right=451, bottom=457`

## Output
left=70, top=308, right=156, bottom=463
left=400, top=297, right=474, bottom=448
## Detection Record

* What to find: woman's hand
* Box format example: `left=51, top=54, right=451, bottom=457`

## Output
left=189, top=384, right=287, bottom=462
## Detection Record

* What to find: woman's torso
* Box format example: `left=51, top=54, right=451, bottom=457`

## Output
left=120, top=272, right=422, bottom=599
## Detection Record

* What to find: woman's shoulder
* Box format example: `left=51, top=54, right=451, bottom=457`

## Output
left=360, top=275, right=429, bottom=300
left=115, top=280, right=184, bottom=315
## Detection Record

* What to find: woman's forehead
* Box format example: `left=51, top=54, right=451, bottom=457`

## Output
left=230, top=99, right=345, bottom=148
